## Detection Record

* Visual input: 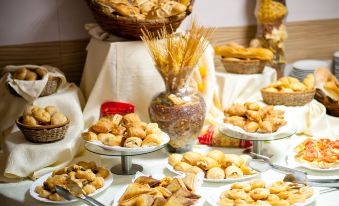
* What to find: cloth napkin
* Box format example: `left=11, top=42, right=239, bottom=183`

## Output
left=0, top=83, right=84, bottom=181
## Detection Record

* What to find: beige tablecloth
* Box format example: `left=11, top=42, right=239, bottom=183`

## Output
left=0, top=69, right=85, bottom=181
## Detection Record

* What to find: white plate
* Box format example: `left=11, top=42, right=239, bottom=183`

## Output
left=166, top=164, right=260, bottom=183
left=85, top=132, right=169, bottom=153
left=30, top=169, right=113, bottom=204
left=287, top=147, right=339, bottom=172
left=112, top=172, right=204, bottom=206
left=219, top=122, right=296, bottom=141
left=207, top=181, right=318, bottom=206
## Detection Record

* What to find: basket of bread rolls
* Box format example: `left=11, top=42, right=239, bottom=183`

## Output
left=10, top=66, right=60, bottom=97
left=314, top=68, right=339, bottom=116
left=261, top=75, right=315, bottom=106
left=86, top=0, right=194, bottom=39
left=214, top=42, right=274, bottom=74
left=16, top=105, right=69, bottom=143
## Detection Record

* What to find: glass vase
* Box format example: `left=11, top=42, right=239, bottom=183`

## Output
left=255, top=0, right=288, bottom=78
left=149, top=70, right=206, bottom=153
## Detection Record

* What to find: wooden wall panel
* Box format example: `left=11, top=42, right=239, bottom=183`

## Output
left=0, top=19, right=338, bottom=84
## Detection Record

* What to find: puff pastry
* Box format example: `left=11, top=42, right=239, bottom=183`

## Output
left=207, top=150, right=225, bottom=164
left=197, top=156, right=219, bottom=170
left=82, top=131, right=98, bottom=141
left=173, top=162, right=192, bottom=173
left=206, top=167, right=225, bottom=179
left=182, top=152, right=203, bottom=166
left=91, top=118, right=112, bottom=133
left=168, top=154, right=183, bottom=166
left=124, top=137, right=142, bottom=148
left=225, top=165, right=243, bottom=178
left=142, top=134, right=162, bottom=146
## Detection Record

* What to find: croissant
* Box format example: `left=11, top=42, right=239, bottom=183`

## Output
left=215, top=46, right=274, bottom=61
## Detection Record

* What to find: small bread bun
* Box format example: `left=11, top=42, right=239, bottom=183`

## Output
left=12, top=67, right=27, bottom=80
left=36, top=67, right=48, bottom=78
left=25, top=70, right=38, bottom=81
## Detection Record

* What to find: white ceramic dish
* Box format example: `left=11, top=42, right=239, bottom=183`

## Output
left=293, top=60, right=328, bottom=71
left=112, top=172, right=204, bottom=206
left=30, top=169, right=113, bottom=204
left=166, top=164, right=260, bottom=183
left=207, top=181, right=318, bottom=206
left=85, top=132, right=169, bottom=153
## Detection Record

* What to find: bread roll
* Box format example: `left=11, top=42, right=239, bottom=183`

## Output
left=51, top=112, right=68, bottom=125
left=25, top=70, right=38, bottom=81
left=12, top=67, right=27, bottom=80
left=22, top=115, right=38, bottom=126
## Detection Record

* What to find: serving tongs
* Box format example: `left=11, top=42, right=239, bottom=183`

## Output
left=249, top=152, right=339, bottom=188
left=55, top=183, right=105, bottom=206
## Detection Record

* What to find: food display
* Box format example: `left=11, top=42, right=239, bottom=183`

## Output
left=214, top=42, right=274, bottom=74
left=11, top=67, right=48, bottom=81
left=95, top=0, right=190, bottom=20
left=261, top=75, right=316, bottom=106
left=143, top=21, right=213, bottom=153
left=20, top=105, right=68, bottom=126
left=217, top=179, right=314, bottom=206
left=34, top=161, right=110, bottom=201
left=294, top=138, right=339, bottom=169
left=117, top=174, right=201, bottom=206
left=224, top=102, right=286, bottom=133
left=255, top=0, right=288, bottom=77
left=168, top=150, right=257, bottom=181
left=82, top=113, right=164, bottom=148
left=315, top=68, right=339, bottom=101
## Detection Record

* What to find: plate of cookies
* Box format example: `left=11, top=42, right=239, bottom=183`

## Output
left=220, top=102, right=296, bottom=140
left=82, top=113, right=169, bottom=153
left=207, top=179, right=317, bottom=206
left=167, top=150, right=259, bottom=183
left=30, top=161, right=113, bottom=204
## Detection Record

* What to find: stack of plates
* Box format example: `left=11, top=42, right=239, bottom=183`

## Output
left=334, top=51, right=339, bottom=80
left=290, top=60, right=328, bottom=81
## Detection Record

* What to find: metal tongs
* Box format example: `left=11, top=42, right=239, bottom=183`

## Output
left=249, top=152, right=339, bottom=188
left=56, top=182, right=105, bottom=206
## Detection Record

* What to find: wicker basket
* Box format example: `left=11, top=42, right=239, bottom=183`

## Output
left=221, top=58, right=266, bottom=74
left=16, top=117, right=70, bottom=143
left=9, top=76, right=60, bottom=98
left=86, top=0, right=194, bottom=39
left=315, top=89, right=339, bottom=117
left=261, top=89, right=316, bottom=106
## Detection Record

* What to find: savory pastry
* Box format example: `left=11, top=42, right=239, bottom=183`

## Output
left=82, top=131, right=98, bottom=141
left=128, top=126, right=146, bottom=139
left=207, top=150, right=225, bottom=164
left=182, top=152, right=203, bottom=166
left=45, top=106, right=57, bottom=115
left=50, top=112, right=68, bottom=125
left=168, top=154, right=183, bottom=166
left=206, top=167, right=225, bottom=179
left=32, top=108, right=51, bottom=123
left=186, top=166, right=204, bottom=175
left=22, top=115, right=38, bottom=126
left=123, top=113, right=141, bottom=125
left=173, top=162, right=192, bottom=173
left=223, top=154, right=244, bottom=168
left=142, top=134, right=162, bottom=146
left=225, top=165, right=243, bottom=178
left=124, top=137, right=142, bottom=148
left=196, top=156, right=219, bottom=170
left=35, top=161, right=109, bottom=201
left=91, top=118, right=113, bottom=133
left=218, top=179, right=313, bottom=206
left=118, top=175, right=200, bottom=205
left=224, top=103, right=286, bottom=133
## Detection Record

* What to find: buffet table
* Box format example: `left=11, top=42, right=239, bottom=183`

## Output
left=1, top=139, right=339, bottom=205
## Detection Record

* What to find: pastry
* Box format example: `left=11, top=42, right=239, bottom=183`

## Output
left=223, top=154, right=244, bottom=168
left=168, top=154, right=183, bottom=166
left=207, top=150, right=225, bottom=164
left=98, top=133, right=122, bottom=146
left=22, top=115, right=38, bottom=126
left=128, top=126, right=146, bottom=139
left=91, top=118, right=113, bottom=133
left=182, top=152, right=203, bottom=166
left=206, top=167, right=225, bottom=179
left=196, top=156, right=219, bottom=170
left=173, top=162, right=192, bottom=173
left=142, top=134, right=162, bottom=146
left=263, top=75, right=314, bottom=93
left=186, top=166, right=204, bottom=175
left=225, top=165, right=244, bottom=178
left=35, top=161, right=109, bottom=201
left=123, top=113, right=141, bottom=125
left=50, top=112, right=68, bottom=125
left=82, top=131, right=98, bottom=141
left=124, top=137, right=142, bottom=148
